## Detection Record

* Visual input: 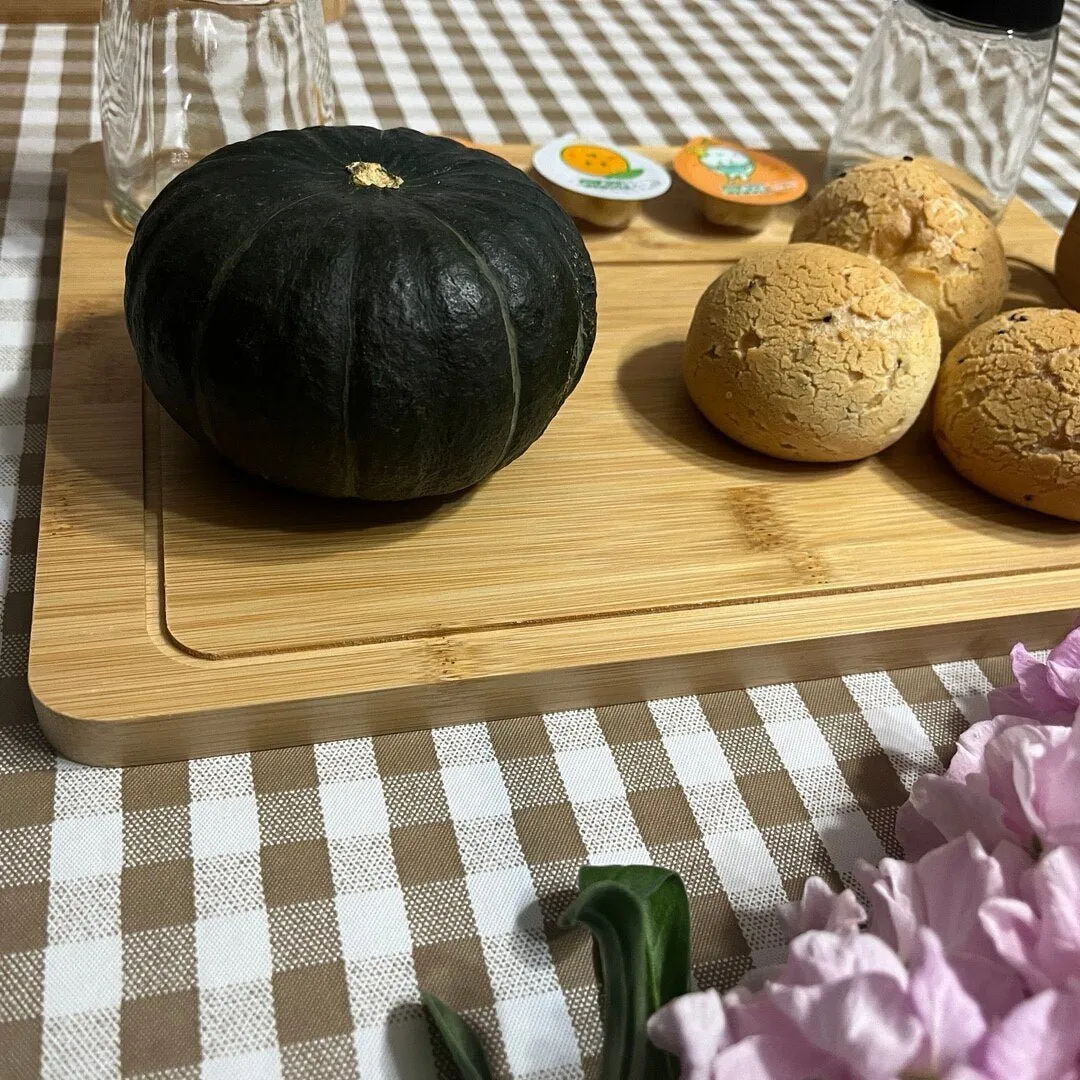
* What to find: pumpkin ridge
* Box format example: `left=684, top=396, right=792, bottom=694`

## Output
left=411, top=202, right=522, bottom=468
left=494, top=180, right=596, bottom=405
left=189, top=188, right=331, bottom=452
left=545, top=219, right=595, bottom=397
left=298, top=126, right=351, bottom=169
left=340, top=229, right=362, bottom=496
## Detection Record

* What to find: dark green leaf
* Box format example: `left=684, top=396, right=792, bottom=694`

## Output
left=421, top=992, right=495, bottom=1080
left=559, top=865, right=691, bottom=1080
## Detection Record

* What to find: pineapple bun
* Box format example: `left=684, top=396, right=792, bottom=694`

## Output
left=684, top=243, right=941, bottom=462
left=934, top=307, right=1080, bottom=521
left=791, top=158, right=1008, bottom=349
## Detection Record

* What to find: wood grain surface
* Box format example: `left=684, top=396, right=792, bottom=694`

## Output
left=28, top=141, right=1078, bottom=766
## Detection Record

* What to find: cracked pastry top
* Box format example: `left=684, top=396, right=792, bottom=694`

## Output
left=683, top=242, right=941, bottom=463
left=790, top=158, right=1008, bottom=349
left=934, top=307, right=1080, bottom=521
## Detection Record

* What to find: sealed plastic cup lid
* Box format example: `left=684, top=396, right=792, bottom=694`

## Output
left=673, top=138, right=807, bottom=205
left=533, top=133, right=671, bottom=201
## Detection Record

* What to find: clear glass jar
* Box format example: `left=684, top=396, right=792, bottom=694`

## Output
left=99, top=0, right=336, bottom=232
left=826, top=0, right=1060, bottom=221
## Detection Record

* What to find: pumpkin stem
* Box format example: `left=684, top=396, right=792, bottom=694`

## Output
left=347, top=161, right=404, bottom=189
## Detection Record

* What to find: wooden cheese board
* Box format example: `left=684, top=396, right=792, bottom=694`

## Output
left=29, top=141, right=1078, bottom=766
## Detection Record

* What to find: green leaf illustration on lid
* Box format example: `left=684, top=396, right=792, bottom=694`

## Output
left=604, top=167, right=644, bottom=180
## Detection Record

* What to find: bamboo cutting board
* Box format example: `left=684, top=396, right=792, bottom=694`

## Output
left=29, top=142, right=1078, bottom=766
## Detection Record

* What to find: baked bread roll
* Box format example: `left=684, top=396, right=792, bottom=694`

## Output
left=791, top=159, right=1008, bottom=349
left=684, top=243, right=941, bottom=462
left=934, top=307, right=1080, bottom=520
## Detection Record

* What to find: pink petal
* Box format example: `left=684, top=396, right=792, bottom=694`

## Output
left=1047, top=625, right=1080, bottom=671
left=1002, top=724, right=1080, bottom=848
left=979, top=898, right=1047, bottom=992
left=1044, top=660, right=1080, bottom=711
left=769, top=972, right=922, bottom=1079
left=915, top=834, right=1005, bottom=955
left=950, top=716, right=1032, bottom=782
left=724, top=987, right=805, bottom=1043
left=990, top=840, right=1035, bottom=897
left=776, top=878, right=865, bottom=942
left=909, top=929, right=988, bottom=1072
left=827, top=891, right=868, bottom=933
left=1033, top=724, right=1080, bottom=847
left=947, top=953, right=1028, bottom=1022
left=907, top=774, right=1009, bottom=853
left=896, top=799, right=949, bottom=860
left=857, top=856, right=923, bottom=959
left=987, top=683, right=1038, bottom=722
left=984, top=729, right=1042, bottom=846
left=1008, top=643, right=1074, bottom=720
left=709, top=1034, right=844, bottom=1080
left=783, top=929, right=908, bottom=988
left=943, top=1067, right=994, bottom=1080
left=737, top=964, right=786, bottom=994
left=978, top=990, right=1080, bottom=1080
left=647, top=989, right=729, bottom=1074
left=1031, top=846, right=1080, bottom=989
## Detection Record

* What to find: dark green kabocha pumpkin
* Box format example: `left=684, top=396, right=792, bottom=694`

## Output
left=124, top=126, right=597, bottom=499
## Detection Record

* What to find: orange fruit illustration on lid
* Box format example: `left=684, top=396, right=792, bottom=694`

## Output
left=560, top=143, right=631, bottom=177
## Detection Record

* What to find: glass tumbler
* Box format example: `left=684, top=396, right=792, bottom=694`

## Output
left=99, top=0, right=336, bottom=231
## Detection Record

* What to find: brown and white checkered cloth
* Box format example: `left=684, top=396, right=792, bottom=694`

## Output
left=0, top=1, right=1077, bottom=1077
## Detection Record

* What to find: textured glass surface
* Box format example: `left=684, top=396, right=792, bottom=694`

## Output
left=100, top=0, right=336, bottom=231
left=827, top=0, right=1056, bottom=219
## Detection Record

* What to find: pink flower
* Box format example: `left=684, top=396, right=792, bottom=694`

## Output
left=646, top=989, right=729, bottom=1080
left=894, top=715, right=1031, bottom=858
left=777, top=877, right=866, bottom=941
left=648, top=926, right=1080, bottom=1080
left=980, top=845, right=1080, bottom=994
left=988, top=626, right=1080, bottom=726
left=971, top=989, right=1080, bottom=1080
left=985, top=722, right=1080, bottom=850
left=648, top=982, right=845, bottom=1080
left=650, top=622, right=1080, bottom=1080
left=856, top=834, right=1029, bottom=1019
left=764, top=932, right=928, bottom=1077
left=898, top=721, right=1080, bottom=859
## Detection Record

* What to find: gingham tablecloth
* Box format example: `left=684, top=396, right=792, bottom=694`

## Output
left=0, top=1, right=1078, bottom=1077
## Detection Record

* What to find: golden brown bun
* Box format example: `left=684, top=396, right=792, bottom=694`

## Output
left=684, top=243, right=941, bottom=462
left=791, top=159, right=1008, bottom=349
left=934, top=307, right=1080, bottom=521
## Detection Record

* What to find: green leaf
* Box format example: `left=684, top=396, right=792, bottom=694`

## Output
left=559, top=865, right=691, bottom=1080
left=421, top=992, right=495, bottom=1080
left=605, top=167, right=644, bottom=180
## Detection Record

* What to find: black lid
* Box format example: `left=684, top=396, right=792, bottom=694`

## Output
left=916, top=0, right=1063, bottom=31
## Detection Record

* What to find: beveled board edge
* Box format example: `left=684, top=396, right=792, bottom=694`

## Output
left=28, top=142, right=1077, bottom=766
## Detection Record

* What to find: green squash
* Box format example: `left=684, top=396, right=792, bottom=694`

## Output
left=124, top=126, right=597, bottom=500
